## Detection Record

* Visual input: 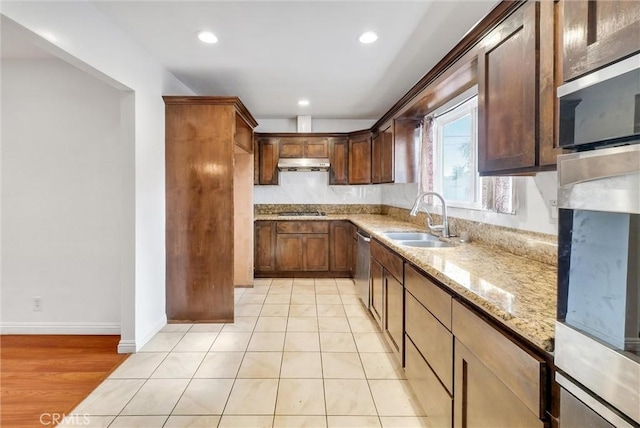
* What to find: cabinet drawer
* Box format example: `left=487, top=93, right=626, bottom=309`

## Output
left=405, top=336, right=453, bottom=428
left=276, top=221, right=329, bottom=234
left=405, top=291, right=453, bottom=393
left=405, top=264, right=452, bottom=329
left=370, top=239, right=403, bottom=283
left=452, top=300, right=545, bottom=418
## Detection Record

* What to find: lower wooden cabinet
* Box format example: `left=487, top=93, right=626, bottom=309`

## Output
left=384, top=273, right=403, bottom=360
left=454, top=339, right=544, bottom=428
left=254, top=220, right=353, bottom=277
left=370, top=258, right=383, bottom=328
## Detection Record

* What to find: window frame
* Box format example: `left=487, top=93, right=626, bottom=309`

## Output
left=432, top=96, right=481, bottom=210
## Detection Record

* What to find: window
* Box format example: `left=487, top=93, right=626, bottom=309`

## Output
left=422, top=95, right=516, bottom=214
left=433, top=96, right=480, bottom=209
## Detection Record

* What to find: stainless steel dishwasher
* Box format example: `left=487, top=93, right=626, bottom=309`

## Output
left=355, top=230, right=371, bottom=309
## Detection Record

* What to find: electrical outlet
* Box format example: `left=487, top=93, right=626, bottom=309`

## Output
left=549, top=199, right=558, bottom=221
left=33, top=297, right=43, bottom=312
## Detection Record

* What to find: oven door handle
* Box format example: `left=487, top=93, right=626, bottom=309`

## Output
left=558, top=145, right=640, bottom=188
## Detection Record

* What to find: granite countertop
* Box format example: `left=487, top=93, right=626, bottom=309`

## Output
left=256, top=214, right=557, bottom=353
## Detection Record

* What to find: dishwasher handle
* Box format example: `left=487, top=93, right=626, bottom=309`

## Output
left=356, top=231, right=371, bottom=243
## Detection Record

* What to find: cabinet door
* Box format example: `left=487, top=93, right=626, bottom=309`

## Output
left=275, top=234, right=303, bottom=271
left=279, top=139, right=304, bottom=158
left=380, top=126, right=394, bottom=183
left=253, top=137, right=260, bottom=185
left=330, top=221, right=352, bottom=272
left=478, top=2, right=539, bottom=174
left=370, top=258, right=383, bottom=328
left=371, top=133, right=382, bottom=184
left=255, top=221, right=276, bottom=272
left=348, top=133, right=372, bottom=184
left=454, top=339, right=544, bottom=428
left=259, top=138, right=279, bottom=185
left=303, top=234, right=329, bottom=271
left=329, top=137, right=349, bottom=185
left=384, top=273, right=403, bottom=360
left=304, top=139, right=329, bottom=158
left=563, top=0, right=640, bottom=81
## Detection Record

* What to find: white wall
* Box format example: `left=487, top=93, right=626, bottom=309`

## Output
left=1, top=3, right=195, bottom=352
left=1, top=59, right=124, bottom=333
left=254, top=172, right=381, bottom=205
left=381, top=171, right=559, bottom=235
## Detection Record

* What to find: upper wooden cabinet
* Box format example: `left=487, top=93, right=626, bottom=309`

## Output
left=348, top=130, right=372, bottom=184
left=279, top=136, right=329, bottom=158
left=258, top=137, right=279, bottom=185
left=478, top=0, right=557, bottom=175
left=372, top=126, right=394, bottom=184
left=562, top=0, right=640, bottom=81
left=328, top=137, right=349, bottom=185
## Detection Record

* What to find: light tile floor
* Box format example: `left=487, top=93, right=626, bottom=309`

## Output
left=61, top=278, right=428, bottom=428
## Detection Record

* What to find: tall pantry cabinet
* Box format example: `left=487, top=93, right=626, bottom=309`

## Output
left=164, top=96, right=258, bottom=322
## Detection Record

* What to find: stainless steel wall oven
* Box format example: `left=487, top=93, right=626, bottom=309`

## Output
left=556, top=53, right=640, bottom=428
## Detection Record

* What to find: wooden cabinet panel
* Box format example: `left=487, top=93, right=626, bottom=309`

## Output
left=454, top=339, right=544, bottom=428
left=348, top=131, right=371, bottom=184
left=563, top=0, right=640, bottom=81
left=405, top=337, right=453, bottom=428
left=259, top=138, right=279, bottom=185
left=452, top=300, right=545, bottom=418
left=370, top=258, right=383, bottom=328
left=370, top=240, right=403, bottom=284
left=405, top=291, right=453, bottom=393
left=478, top=1, right=556, bottom=174
left=384, top=273, right=403, bottom=360
left=255, top=221, right=276, bottom=272
left=303, top=234, right=329, bottom=271
left=380, top=126, right=394, bottom=183
left=405, top=264, right=452, bottom=330
left=279, top=139, right=304, bottom=157
left=276, top=221, right=328, bottom=234
left=275, top=234, right=304, bottom=271
left=253, top=137, right=259, bottom=185
left=371, top=133, right=382, bottom=184
left=393, top=119, right=419, bottom=184
left=330, top=221, right=352, bottom=272
left=305, top=139, right=329, bottom=158
left=329, top=137, right=349, bottom=185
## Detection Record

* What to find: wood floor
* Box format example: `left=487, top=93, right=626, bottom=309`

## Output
left=1, top=335, right=127, bottom=427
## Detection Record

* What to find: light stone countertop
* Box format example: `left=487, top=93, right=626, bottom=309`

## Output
left=256, top=214, right=557, bottom=353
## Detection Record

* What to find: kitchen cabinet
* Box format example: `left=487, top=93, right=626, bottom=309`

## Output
left=329, top=221, right=352, bottom=273
left=371, top=126, right=394, bottom=184
left=279, top=136, right=329, bottom=158
left=255, top=221, right=276, bottom=273
left=477, top=0, right=557, bottom=174
left=164, top=96, right=257, bottom=322
left=562, top=0, right=640, bottom=82
left=404, top=264, right=454, bottom=427
left=254, top=220, right=353, bottom=277
left=258, top=137, right=279, bottom=185
left=348, top=130, right=372, bottom=184
left=452, top=300, right=546, bottom=427
left=392, top=119, right=419, bottom=183
left=329, top=136, right=349, bottom=185
left=370, top=239, right=404, bottom=362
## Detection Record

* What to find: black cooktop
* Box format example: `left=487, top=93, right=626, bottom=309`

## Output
left=278, top=211, right=326, bottom=216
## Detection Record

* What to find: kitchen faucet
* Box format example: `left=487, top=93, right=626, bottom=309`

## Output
left=410, top=191, right=450, bottom=238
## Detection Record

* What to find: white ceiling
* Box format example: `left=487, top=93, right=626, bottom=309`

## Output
left=93, top=0, right=499, bottom=119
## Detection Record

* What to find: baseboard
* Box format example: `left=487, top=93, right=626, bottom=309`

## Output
left=117, top=339, right=136, bottom=354
left=0, top=322, right=120, bottom=335
left=130, top=313, right=167, bottom=353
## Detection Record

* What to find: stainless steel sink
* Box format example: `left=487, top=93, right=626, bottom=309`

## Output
left=383, top=232, right=439, bottom=241
left=398, top=240, right=456, bottom=248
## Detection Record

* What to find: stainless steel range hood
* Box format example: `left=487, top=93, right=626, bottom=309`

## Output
left=277, top=158, right=330, bottom=172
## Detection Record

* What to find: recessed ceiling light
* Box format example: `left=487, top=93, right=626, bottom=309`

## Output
left=197, top=31, right=218, bottom=44
left=358, top=31, right=378, bottom=44
left=298, top=99, right=310, bottom=107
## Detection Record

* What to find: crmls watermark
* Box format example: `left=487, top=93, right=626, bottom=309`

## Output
left=40, top=413, right=90, bottom=426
